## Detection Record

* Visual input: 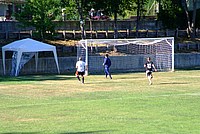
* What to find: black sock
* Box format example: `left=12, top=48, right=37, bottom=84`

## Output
left=82, top=77, right=84, bottom=83
left=77, top=76, right=80, bottom=81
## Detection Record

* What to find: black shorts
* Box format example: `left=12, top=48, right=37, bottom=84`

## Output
left=146, top=70, right=152, bottom=76
left=77, top=71, right=85, bottom=76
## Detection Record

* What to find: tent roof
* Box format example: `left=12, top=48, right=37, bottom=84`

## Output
left=2, top=38, right=60, bottom=76
left=2, top=38, right=56, bottom=52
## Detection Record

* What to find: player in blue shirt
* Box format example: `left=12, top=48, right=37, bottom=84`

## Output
left=144, top=57, right=157, bottom=85
left=103, top=54, right=112, bottom=79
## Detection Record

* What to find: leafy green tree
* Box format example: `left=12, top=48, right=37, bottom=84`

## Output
left=15, top=0, right=61, bottom=40
left=157, top=0, right=200, bottom=38
left=61, top=0, right=152, bottom=38
left=181, top=0, right=198, bottom=38
left=157, top=0, right=186, bottom=29
left=83, top=0, right=144, bottom=38
left=74, top=0, right=87, bottom=39
left=135, top=0, right=148, bottom=37
left=61, top=0, right=78, bottom=20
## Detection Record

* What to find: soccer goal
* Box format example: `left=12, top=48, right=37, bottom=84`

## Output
left=77, top=37, right=174, bottom=74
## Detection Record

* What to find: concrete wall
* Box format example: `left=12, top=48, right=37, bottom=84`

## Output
left=175, top=53, right=200, bottom=68
left=0, top=20, right=161, bottom=31
left=1, top=53, right=200, bottom=76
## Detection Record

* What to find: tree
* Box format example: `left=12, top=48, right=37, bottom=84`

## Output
left=157, top=0, right=186, bottom=29
left=62, top=0, right=95, bottom=39
left=181, top=0, right=198, bottom=38
left=61, top=0, right=79, bottom=20
left=15, top=0, right=61, bottom=40
left=74, top=0, right=87, bottom=39
left=135, top=0, right=148, bottom=37
left=157, top=0, right=199, bottom=38
left=84, top=0, right=137, bottom=38
left=61, top=0, right=156, bottom=39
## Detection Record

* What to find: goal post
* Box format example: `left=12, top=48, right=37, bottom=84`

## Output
left=77, top=37, right=174, bottom=74
left=77, top=39, right=89, bottom=75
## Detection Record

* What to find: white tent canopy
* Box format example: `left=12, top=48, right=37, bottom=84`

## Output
left=2, top=38, right=60, bottom=76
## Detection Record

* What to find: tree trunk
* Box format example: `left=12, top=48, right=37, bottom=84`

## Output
left=181, top=0, right=197, bottom=38
left=114, top=11, right=118, bottom=39
left=136, top=0, right=140, bottom=38
left=75, top=0, right=85, bottom=39
left=191, top=0, right=197, bottom=38
left=181, top=0, right=191, bottom=37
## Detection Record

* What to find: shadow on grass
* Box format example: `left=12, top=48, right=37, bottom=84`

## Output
left=0, top=128, right=116, bottom=134
left=159, top=82, right=188, bottom=85
left=175, top=66, right=200, bottom=71
left=0, top=75, right=76, bottom=82
left=60, top=129, right=117, bottom=134
left=90, top=70, right=143, bottom=76
left=0, top=132, right=39, bottom=134
left=116, top=76, right=144, bottom=80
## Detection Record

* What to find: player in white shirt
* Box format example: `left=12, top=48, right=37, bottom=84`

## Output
left=76, top=57, right=87, bottom=84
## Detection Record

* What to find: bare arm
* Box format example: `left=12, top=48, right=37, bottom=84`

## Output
left=152, top=64, right=157, bottom=71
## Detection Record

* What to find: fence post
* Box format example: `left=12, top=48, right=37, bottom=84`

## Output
left=18, top=31, right=21, bottom=39
left=178, top=43, right=180, bottom=51
left=156, top=29, right=158, bottom=37
left=106, top=30, right=108, bottom=38
left=95, top=30, right=98, bottom=38
left=84, top=30, right=86, bottom=39
left=5, top=31, right=8, bottom=39
left=30, top=30, right=33, bottom=38
left=146, top=29, right=149, bottom=37
left=63, top=31, right=66, bottom=40
left=187, top=43, right=190, bottom=50
left=175, top=28, right=179, bottom=38
left=166, top=29, right=168, bottom=36
left=126, top=29, right=129, bottom=38
left=73, top=30, right=75, bottom=39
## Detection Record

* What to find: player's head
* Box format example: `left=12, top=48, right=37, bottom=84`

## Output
left=79, top=57, right=82, bottom=61
left=105, top=54, right=109, bottom=57
left=147, top=57, right=151, bottom=61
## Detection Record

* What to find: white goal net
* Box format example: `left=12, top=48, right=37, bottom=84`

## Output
left=77, top=37, right=174, bottom=74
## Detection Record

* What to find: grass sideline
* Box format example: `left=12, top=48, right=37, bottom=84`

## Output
left=0, top=70, right=200, bottom=133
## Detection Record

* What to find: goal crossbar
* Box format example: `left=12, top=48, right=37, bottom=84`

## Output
left=78, top=37, right=174, bottom=74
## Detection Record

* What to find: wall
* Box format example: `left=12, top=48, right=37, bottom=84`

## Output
left=1, top=53, right=200, bottom=76
left=175, top=53, right=200, bottom=68
left=0, top=20, right=161, bottom=31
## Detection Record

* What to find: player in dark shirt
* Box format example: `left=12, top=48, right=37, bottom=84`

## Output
left=144, top=57, right=157, bottom=85
left=103, top=54, right=112, bottom=79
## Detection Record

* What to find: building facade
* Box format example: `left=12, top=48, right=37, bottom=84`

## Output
left=0, top=0, right=25, bottom=21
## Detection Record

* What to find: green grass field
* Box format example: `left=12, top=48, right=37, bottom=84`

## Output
left=0, top=70, right=200, bottom=134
